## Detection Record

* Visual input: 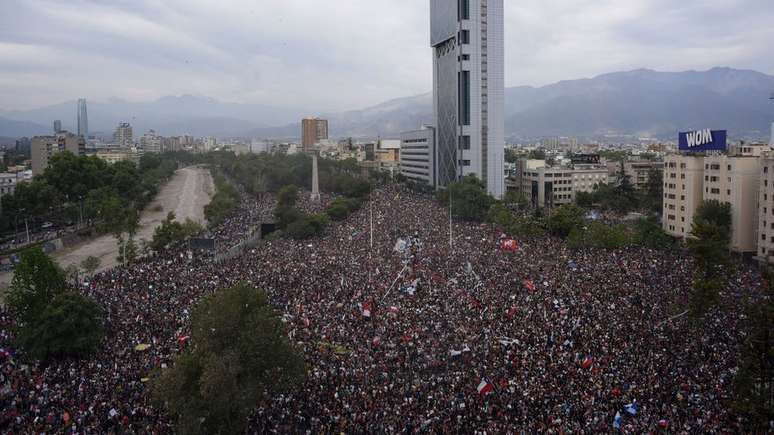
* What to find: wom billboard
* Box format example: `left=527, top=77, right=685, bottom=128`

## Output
left=679, top=129, right=727, bottom=152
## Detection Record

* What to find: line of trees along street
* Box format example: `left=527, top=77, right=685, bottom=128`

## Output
left=0, top=152, right=187, bottom=241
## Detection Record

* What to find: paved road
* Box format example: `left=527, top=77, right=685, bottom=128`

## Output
left=0, top=166, right=213, bottom=289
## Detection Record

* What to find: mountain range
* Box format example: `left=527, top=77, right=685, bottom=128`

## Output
left=2, top=67, right=773, bottom=141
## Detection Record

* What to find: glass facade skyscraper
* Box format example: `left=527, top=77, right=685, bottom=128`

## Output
left=77, top=98, right=89, bottom=139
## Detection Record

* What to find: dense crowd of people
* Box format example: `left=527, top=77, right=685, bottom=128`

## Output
left=0, top=182, right=765, bottom=433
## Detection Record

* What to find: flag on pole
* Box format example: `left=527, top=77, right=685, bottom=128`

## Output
left=477, top=379, right=494, bottom=395
left=613, top=411, right=622, bottom=429
left=500, top=239, right=519, bottom=252
left=581, top=356, right=593, bottom=369
left=624, top=402, right=639, bottom=415
left=523, top=280, right=536, bottom=292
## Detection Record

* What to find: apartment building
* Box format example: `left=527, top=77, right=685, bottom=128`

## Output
left=662, top=155, right=705, bottom=237
left=31, top=133, right=86, bottom=176
left=703, top=145, right=765, bottom=252
left=664, top=144, right=769, bottom=254
left=755, top=149, right=774, bottom=262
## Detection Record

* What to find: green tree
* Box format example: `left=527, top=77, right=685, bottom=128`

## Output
left=632, top=218, right=675, bottom=250
left=151, top=212, right=187, bottom=251
left=80, top=256, right=101, bottom=277
left=204, top=174, right=240, bottom=227
left=276, top=185, right=299, bottom=208
left=326, top=197, right=362, bottom=221
left=116, top=235, right=139, bottom=265
left=152, top=284, right=305, bottom=435
left=687, top=200, right=732, bottom=318
left=286, top=214, right=328, bottom=240
left=645, top=168, right=664, bottom=214
left=16, top=292, right=104, bottom=361
left=443, top=175, right=495, bottom=222
left=502, top=190, right=529, bottom=211
left=575, top=191, right=595, bottom=208
left=547, top=204, right=585, bottom=239
left=567, top=221, right=630, bottom=250
left=5, top=247, right=66, bottom=325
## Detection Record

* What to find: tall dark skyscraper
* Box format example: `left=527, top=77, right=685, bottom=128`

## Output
left=53, top=120, right=62, bottom=134
left=77, top=98, right=89, bottom=138
left=430, top=0, right=505, bottom=198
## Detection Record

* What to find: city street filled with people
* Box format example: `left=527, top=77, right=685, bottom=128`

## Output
left=0, top=184, right=763, bottom=433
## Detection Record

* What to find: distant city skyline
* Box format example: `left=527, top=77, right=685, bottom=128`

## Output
left=1, top=0, right=773, bottom=112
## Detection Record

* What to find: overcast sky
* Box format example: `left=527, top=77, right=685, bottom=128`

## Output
left=1, top=0, right=773, bottom=112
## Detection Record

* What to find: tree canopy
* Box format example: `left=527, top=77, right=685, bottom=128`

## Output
left=687, top=200, right=732, bottom=318
left=6, top=247, right=66, bottom=324
left=1, top=152, right=179, bottom=236
left=438, top=175, right=495, bottom=222
left=6, top=248, right=103, bottom=362
left=152, top=284, right=305, bottom=434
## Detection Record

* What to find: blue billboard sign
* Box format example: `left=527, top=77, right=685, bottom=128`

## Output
left=678, top=129, right=727, bottom=152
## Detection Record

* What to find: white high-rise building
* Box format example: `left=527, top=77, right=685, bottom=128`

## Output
left=114, top=122, right=133, bottom=147
left=430, top=0, right=505, bottom=198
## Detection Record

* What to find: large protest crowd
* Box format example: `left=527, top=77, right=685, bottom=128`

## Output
left=0, top=182, right=765, bottom=433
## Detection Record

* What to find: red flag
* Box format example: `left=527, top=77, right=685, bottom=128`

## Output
left=523, top=280, right=536, bottom=292
left=581, top=356, right=593, bottom=369
left=500, top=239, right=519, bottom=252
left=362, top=301, right=372, bottom=318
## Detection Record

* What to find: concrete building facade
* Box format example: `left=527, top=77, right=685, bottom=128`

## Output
left=703, top=151, right=762, bottom=253
left=757, top=151, right=774, bottom=261
left=606, top=160, right=664, bottom=190
left=662, top=155, right=705, bottom=238
left=430, top=0, right=505, bottom=198
left=518, top=163, right=608, bottom=208
left=31, top=133, right=86, bottom=175
left=400, top=127, right=436, bottom=186
left=664, top=145, right=769, bottom=253
left=114, top=123, right=133, bottom=147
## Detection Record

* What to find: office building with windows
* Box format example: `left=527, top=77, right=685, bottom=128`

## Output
left=664, top=144, right=768, bottom=254
left=400, top=127, right=436, bottom=186
left=31, top=133, right=86, bottom=175
left=517, top=162, right=608, bottom=208
left=430, top=0, right=505, bottom=198
left=114, top=122, right=133, bottom=148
